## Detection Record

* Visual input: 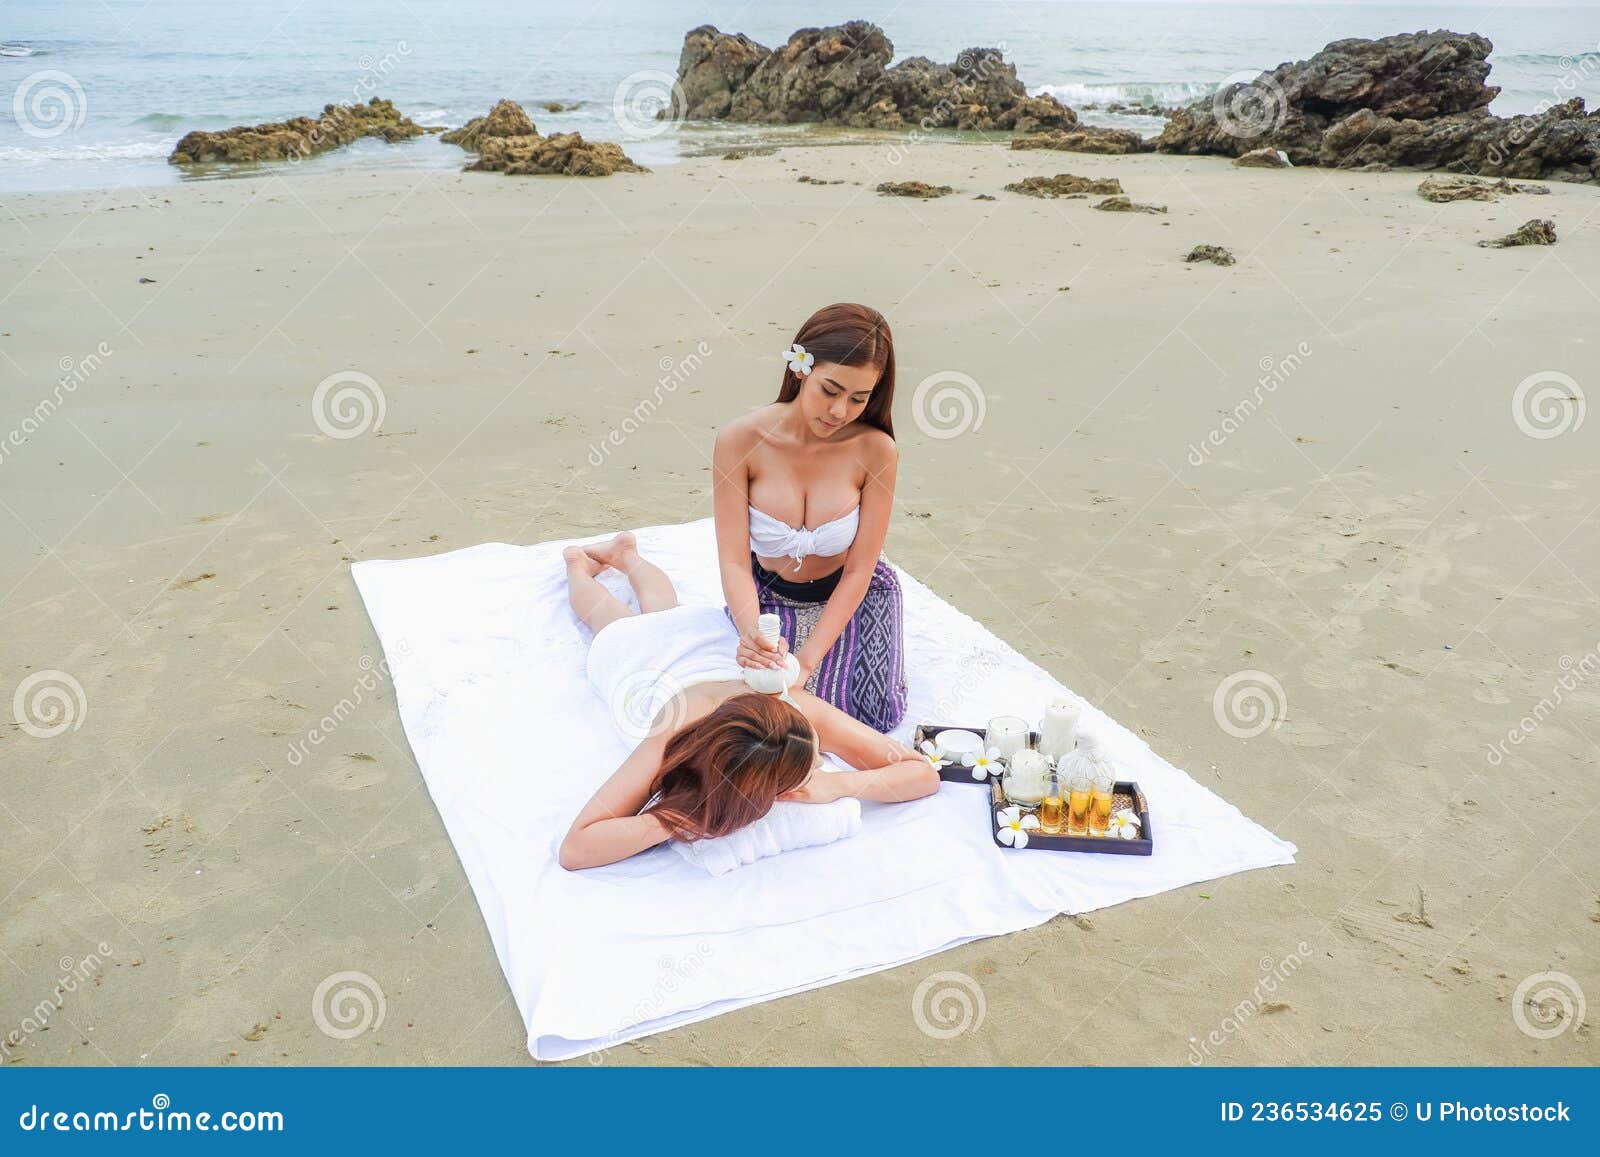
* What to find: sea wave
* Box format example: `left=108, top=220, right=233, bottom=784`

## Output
left=0, top=139, right=173, bottom=165
left=0, top=43, right=38, bottom=57
left=1034, top=79, right=1216, bottom=109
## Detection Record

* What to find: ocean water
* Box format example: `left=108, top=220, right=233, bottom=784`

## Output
left=2, top=0, right=1597, bottom=192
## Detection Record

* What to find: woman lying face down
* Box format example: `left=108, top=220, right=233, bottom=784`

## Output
left=558, top=533, right=940, bottom=870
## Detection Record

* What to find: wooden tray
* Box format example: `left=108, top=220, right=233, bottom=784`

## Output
left=990, top=778, right=1153, bottom=855
left=912, top=721, right=1039, bottom=785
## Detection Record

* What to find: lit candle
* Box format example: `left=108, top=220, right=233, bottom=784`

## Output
left=1039, top=698, right=1082, bottom=763
left=985, top=715, right=1030, bottom=761
left=1003, top=749, right=1050, bottom=806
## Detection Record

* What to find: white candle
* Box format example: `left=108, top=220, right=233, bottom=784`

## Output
left=1004, top=749, right=1049, bottom=806
left=1039, top=699, right=1082, bottom=763
left=985, top=715, right=1030, bottom=761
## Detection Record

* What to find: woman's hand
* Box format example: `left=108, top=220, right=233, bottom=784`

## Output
left=736, top=625, right=787, bottom=670
left=777, top=770, right=847, bottom=804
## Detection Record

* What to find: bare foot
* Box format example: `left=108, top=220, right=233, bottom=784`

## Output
left=584, top=531, right=638, bottom=570
left=562, top=545, right=602, bottom=577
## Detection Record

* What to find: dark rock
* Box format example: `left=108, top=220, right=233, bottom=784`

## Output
left=1185, top=244, right=1236, bottom=266
left=169, top=98, right=436, bottom=164
left=662, top=22, right=1076, bottom=133
left=974, top=193, right=996, bottom=200
left=1417, top=174, right=1549, bottom=201
left=1234, top=146, right=1291, bottom=168
left=1155, top=32, right=1599, bottom=184
left=798, top=174, right=845, bottom=184
left=1477, top=218, right=1557, bottom=248
left=672, top=24, right=773, bottom=119
left=1094, top=195, right=1166, bottom=214
left=877, top=180, right=953, bottom=198
left=1004, top=173, right=1123, bottom=197
left=1011, top=127, right=1152, bottom=154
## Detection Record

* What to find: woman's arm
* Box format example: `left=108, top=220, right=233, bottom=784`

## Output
left=792, top=435, right=898, bottom=680
left=783, top=685, right=939, bottom=804
left=558, top=732, right=674, bottom=870
left=712, top=424, right=783, bottom=671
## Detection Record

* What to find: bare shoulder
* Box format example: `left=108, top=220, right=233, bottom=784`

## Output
left=849, top=426, right=898, bottom=470
left=717, top=405, right=784, bottom=448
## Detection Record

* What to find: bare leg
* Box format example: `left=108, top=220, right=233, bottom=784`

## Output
left=585, top=531, right=678, bottom=614
left=564, top=546, right=634, bottom=633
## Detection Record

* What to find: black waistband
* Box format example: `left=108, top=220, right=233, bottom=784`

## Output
left=751, top=553, right=843, bottom=602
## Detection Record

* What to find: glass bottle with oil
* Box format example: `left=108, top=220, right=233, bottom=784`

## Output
left=1038, top=769, right=1065, bottom=835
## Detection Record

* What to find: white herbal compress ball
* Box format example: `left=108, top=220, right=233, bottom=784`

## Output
left=743, top=614, right=801, bottom=694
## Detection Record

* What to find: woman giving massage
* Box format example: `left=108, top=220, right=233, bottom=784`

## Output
left=559, top=533, right=938, bottom=871
left=713, top=303, right=908, bottom=731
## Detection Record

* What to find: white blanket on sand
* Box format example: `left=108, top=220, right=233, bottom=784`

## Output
left=351, top=518, right=1296, bottom=1060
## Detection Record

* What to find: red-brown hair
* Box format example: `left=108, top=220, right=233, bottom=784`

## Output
left=644, top=692, right=817, bottom=841
left=775, top=303, right=896, bottom=438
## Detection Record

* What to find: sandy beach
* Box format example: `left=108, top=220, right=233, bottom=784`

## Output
left=2, top=136, right=1597, bottom=1065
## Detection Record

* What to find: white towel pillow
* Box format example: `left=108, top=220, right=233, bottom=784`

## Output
left=670, top=796, right=863, bottom=877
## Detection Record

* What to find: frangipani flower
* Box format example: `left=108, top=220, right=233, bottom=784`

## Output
left=1107, top=807, right=1143, bottom=840
left=968, top=746, right=1003, bottom=782
left=996, top=804, right=1040, bottom=849
left=783, top=343, right=815, bottom=377
left=919, top=739, right=950, bottom=769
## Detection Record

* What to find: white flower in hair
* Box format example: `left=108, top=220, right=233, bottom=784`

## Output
left=783, top=343, right=815, bottom=377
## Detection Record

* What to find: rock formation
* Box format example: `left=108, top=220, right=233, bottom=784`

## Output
left=1234, top=147, right=1291, bottom=168
left=1185, top=244, right=1237, bottom=266
left=1093, top=195, right=1167, bottom=214
left=1010, top=127, right=1152, bottom=154
left=1004, top=173, right=1123, bottom=197
left=663, top=22, right=1076, bottom=133
left=1478, top=218, right=1557, bottom=248
left=443, top=99, right=646, bottom=176
left=169, top=98, right=436, bottom=164
left=1417, top=174, right=1549, bottom=202
left=1155, top=31, right=1600, bottom=184
left=877, top=181, right=953, bottom=197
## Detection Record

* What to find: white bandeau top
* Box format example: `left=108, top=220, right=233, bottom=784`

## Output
left=749, top=504, right=860, bottom=571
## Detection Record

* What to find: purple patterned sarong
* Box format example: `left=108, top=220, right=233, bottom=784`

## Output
left=731, top=553, right=908, bottom=731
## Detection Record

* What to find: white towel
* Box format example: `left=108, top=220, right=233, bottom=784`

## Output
left=672, top=793, right=863, bottom=876
left=351, top=518, right=1296, bottom=1061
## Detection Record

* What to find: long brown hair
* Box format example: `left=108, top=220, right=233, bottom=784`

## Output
left=644, top=692, right=817, bottom=841
left=775, top=303, right=896, bottom=438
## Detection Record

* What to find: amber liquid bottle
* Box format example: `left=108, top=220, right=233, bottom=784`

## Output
left=1039, top=770, right=1065, bottom=835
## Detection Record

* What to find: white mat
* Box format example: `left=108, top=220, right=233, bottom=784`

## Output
left=351, top=519, right=1296, bottom=1060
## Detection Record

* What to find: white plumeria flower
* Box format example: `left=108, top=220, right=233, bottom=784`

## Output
left=969, top=746, right=1003, bottom=781
left=995, top=804, right=1040, bottom=849
left=1106, top=807, right=1142, bottom=839
left=783, top=342, right=815, bottom=377
left=919, top=739, right=950, bottom=769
